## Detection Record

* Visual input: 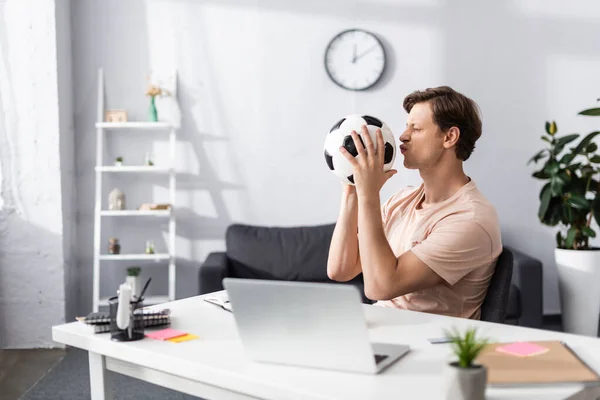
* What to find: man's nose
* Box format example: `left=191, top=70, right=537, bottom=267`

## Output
left=399, top=129, right=410, bottom=142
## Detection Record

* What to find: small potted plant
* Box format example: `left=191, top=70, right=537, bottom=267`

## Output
left=126, top=267, right=141, bottom=300
left=442, top=327, right=489, bottom=400
left=115, top=156, right=124, bottom=166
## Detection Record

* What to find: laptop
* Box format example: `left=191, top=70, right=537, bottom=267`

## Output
left=222, top=278, right=410, bottom=374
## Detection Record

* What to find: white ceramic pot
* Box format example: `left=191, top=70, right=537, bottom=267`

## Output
left=555, top=248, right=600, bottom=336
left=442, top=363, right=487, bottom=400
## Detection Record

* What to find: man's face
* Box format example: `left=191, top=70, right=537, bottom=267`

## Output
left=399, top=102, right=445, bottom=170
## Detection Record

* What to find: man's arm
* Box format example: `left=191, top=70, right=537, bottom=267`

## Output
left=357, top=195, right=443, bottom=300
left=327, top=186, right=362, bottom=282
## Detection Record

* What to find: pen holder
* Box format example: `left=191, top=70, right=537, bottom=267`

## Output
left=108, top=296, right=145, bottom=341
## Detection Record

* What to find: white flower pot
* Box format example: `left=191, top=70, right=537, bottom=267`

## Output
left=555, top=248, right=600, bottom=336
left=442, top=362, right=487, bottom=400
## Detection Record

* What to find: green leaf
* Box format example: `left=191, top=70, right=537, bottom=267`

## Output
left=587, top=143, right=599, bottom=153
left=539, top=183, right=552, bottom=220
left=579, top=108, right=600, bottom=116
left=573, top=131, right=600, bottom=155
left=550, top=175, right=565, bottom=195
left=532, top=170, right=549, bottom=179
left=560, top=151, right=578, bottom=165
left=565, top=227, right=578, bottom=249
left=593, top=197, right=600, bottom=228
left=556, top=231, right=563, bottom=247
left=555, top=134, right=579, bottom=148
left=567, top=194, right=589, bottom=209
left=528, top=150, right=547, bottom=165
left=545, top=121, right=551, bottom=134
left=542, top=136, right=551, bottom=143
left=582, top=226, right=596, bottom=238
left=590, top=156, right=600, bottom=163
left=544, top=161, right=560, bottom=176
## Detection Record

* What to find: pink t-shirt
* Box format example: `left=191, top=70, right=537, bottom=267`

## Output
left=376, top=180, right=502, bottom=319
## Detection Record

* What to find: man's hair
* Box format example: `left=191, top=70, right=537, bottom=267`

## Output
left=403, top=86, right=482, bottom=161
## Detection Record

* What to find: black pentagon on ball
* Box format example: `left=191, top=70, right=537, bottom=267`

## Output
left=329, top=117, right=346, bottom=133
left=324, top=149, right=334, bottom=170
left=362, top=115, right=382, bottom=128
left=347, top=175, right=354, bottom=184
left=384, top=142, right=394, bottom=164
left=342, top=134, right=365, bottom=157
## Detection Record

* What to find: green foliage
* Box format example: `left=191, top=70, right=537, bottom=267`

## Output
left=127, top=266, right=141, bottom=276
left=444, top=327, right=489, bottom=368
left=529, top=101, right=600, bottom=249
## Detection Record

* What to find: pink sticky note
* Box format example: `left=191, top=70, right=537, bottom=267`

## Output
left=146, top=328, right=187, bottom=341
left=496, top=342, right=549, bottom=357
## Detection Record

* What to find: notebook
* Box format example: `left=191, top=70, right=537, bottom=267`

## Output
left=476, top=341, right=600, bottom=385
left=76, top=308, right=172, bottom=333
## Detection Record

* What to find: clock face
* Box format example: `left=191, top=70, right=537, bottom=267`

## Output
left=324, top=29, right=386, bottom=91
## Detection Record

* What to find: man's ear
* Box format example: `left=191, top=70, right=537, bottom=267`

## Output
left=443, top=126, right=460, bottom=149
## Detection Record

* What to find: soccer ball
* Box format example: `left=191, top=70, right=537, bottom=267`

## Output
left=323, top=114, right=397, bottom=185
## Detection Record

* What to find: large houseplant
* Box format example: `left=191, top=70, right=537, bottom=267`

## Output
left=529, top=101, right=600, bottom=336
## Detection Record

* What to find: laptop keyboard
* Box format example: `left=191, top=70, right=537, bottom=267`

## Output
left=374, top=354, right=389, bottom=364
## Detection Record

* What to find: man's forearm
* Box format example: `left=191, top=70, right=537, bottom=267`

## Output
left=357, top=195, right=397, bottom=298
left=327, top=191, right=360, bottom=281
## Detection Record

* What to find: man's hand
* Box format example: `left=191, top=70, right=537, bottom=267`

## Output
left=339, top=125, right=397, bottom=199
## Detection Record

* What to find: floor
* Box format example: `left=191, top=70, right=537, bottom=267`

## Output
left=0, top=316, right=566, bottom=400
left=0, top=349, right=66, bottom=400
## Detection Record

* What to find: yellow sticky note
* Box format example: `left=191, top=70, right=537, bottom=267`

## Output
left=168, top=333, right=199, bottom=343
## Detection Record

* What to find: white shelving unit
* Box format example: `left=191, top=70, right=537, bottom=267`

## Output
left=92, top=68, right=177, bottom=312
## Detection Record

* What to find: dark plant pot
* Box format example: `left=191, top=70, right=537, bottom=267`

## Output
left=443, top=362, right=487, bottom=400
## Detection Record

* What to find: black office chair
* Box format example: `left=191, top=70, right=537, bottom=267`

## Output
left=480, top=247, right=514, bottom=323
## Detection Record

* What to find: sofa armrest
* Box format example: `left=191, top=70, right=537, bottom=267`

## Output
left=507, top=246, right=543, bottom=328
left=199, top=252, right=229, bottom=295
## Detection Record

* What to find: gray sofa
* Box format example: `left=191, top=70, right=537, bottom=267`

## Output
left=199, top=223, right=543, bottom=328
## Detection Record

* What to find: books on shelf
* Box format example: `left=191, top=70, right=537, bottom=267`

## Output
left=76, top=308, right=171, bottom=334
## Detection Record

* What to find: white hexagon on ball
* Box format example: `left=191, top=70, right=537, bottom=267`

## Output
left=324, top=114, right=397, bottom=185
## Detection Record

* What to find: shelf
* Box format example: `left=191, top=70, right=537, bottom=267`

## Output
left=95, top=166, right=172, bottom=173
left=95, top=122, right=172, bottom=130
left=100, top=210, right=171, bottom=217
left=99, top=254, right=171, bottom=261
left=98, top=295, right=171, bottom=307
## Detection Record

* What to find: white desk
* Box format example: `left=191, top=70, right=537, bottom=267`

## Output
left=53, top=292, right=598, bottom=400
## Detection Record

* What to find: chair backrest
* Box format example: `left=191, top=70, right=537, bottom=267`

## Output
left=480, top=247, right=514, bottom=323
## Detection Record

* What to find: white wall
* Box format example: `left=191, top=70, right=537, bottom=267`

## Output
left=72, top=0, right=600, bottom=315
left=0, top=0, right=66, bottom=348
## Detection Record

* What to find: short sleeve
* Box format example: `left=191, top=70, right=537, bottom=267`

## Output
left=410, top=219, right=493, bottom=285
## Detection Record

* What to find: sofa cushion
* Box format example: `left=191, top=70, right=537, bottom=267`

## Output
left=226, top=223, right=336, bottom=282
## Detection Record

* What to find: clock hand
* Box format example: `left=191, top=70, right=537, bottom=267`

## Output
left=352, top=44, right=357, bottom=64
left=354, top=44, right=379, bottom=62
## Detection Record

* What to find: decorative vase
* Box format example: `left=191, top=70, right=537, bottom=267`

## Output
left=108, top=238, right=121, bottom=255
left=148, top=96, right=158, bottom=122
left=555, top=248, right=600, bottom=336
left=442, top=362, right=487, bottom=400
left=108, top=188, right=125, bottom=210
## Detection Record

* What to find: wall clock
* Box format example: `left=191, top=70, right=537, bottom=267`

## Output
left=324, top=29, right=386, bottom=91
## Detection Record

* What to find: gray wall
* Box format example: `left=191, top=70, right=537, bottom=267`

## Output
left=72, top=0, right=600, bottom=315
left=56, top=0, right=78, bottom=322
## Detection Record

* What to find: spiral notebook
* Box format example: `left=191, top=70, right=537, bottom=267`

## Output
left=76, top=308, right=171, bottom=333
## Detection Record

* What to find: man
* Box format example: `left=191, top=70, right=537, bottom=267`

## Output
left=326, top=86, right=502, bottom=320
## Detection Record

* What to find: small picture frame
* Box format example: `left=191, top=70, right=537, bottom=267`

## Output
left=105, top=110, right=128, bottom=123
